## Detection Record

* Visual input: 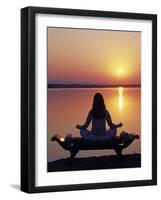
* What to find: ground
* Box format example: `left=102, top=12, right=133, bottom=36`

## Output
left=48, top=153, right=141, bottom=172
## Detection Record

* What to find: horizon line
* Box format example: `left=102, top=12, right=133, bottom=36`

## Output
left=48, top=83, right=141, bottom=89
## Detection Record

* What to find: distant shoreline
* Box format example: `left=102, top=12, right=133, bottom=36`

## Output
left=48, top=84, right=141, bottom=89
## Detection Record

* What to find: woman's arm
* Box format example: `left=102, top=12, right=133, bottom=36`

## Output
left=76, top=111, right=92, bottom=129
left=106, top=110, right=123, bottom=129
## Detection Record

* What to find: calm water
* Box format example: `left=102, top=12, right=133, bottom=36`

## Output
left=47, top=88, right=141, bottom=162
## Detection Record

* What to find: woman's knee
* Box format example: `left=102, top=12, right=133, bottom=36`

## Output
left=80, top=129, right=88, bottom=137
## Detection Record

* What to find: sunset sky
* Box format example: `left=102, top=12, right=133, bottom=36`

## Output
left=48, top=27, right=141, bottom=85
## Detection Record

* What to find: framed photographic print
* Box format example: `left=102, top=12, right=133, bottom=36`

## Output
left=21, top=6, right=157, bottom=193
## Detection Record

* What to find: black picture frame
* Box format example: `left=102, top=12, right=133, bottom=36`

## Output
left=21, top=6, right=157, bottom=193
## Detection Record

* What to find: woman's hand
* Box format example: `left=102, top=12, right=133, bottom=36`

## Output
left=76, top=124, right=81, bottom=129
left=118, top=122, right=123, bottom=127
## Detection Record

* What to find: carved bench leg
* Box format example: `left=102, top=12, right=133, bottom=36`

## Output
left=114, top=147, right=123, bottom=157
left=69, top=149, right=79, bottom=161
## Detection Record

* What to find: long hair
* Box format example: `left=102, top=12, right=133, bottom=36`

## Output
left=91, top=93, right=106, bottom=119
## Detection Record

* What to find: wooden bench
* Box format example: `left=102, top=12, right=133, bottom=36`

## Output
left=51, top=134, right=139, bottom=160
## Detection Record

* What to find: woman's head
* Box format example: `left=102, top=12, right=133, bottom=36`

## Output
left=92, top=93, right=106, bottom=119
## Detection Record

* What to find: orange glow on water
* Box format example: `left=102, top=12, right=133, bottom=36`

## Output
left=48, top=88, right=141, bottom=162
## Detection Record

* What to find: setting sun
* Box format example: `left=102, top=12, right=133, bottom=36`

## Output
left=117, top=68, right=123, bottom=75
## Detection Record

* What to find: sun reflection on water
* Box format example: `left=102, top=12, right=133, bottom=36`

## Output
left=118, top=87, right=123, bottom=112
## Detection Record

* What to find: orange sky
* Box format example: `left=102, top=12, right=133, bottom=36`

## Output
left=48, top=27, right=141, bottom=85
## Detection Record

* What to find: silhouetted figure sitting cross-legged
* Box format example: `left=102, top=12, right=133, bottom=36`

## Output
left=76, top=93, right=123, bottom=141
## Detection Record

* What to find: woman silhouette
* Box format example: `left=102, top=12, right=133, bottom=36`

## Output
left=76, top=93, right=123, bottom=140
